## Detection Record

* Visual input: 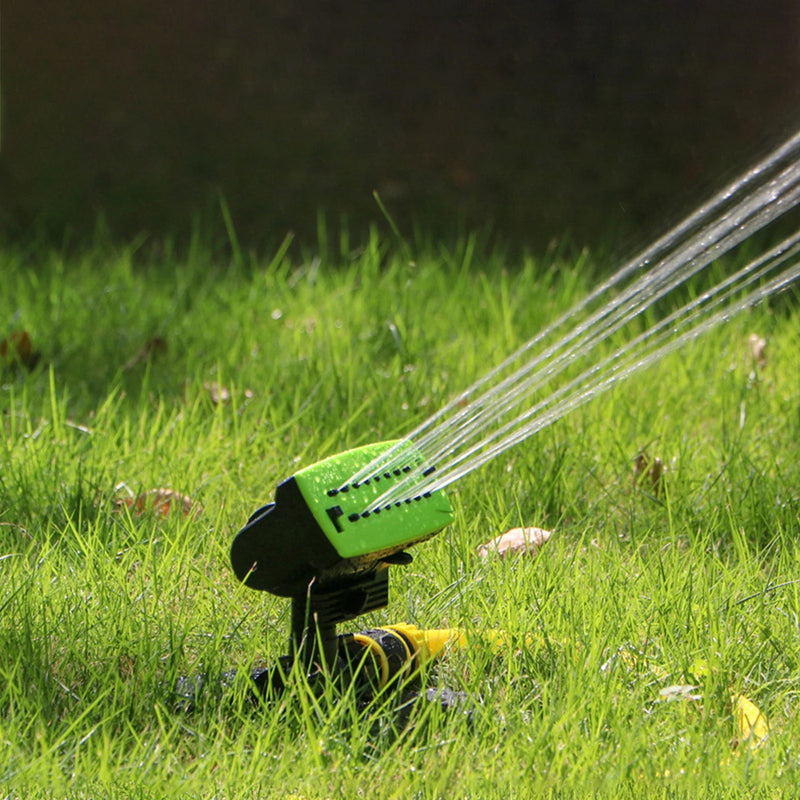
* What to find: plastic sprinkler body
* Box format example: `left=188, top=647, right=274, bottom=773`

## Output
left=230, top=440, right=454, bottom=676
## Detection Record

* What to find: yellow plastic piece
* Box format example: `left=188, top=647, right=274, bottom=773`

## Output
left=383, top=624, right=518, bottom=662
left=348, top=623, right=530, bottom=689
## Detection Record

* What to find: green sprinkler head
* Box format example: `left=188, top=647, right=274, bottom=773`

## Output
left=230, top=440, right=454, bottom=602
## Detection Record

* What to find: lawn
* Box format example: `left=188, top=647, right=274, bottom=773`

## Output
left=1, top=231, right=799, bottom=798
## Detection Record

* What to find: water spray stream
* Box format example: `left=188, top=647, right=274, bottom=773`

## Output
left=345, top=132, right=800, bottom=511
left=348, top=130, right=800, bottom=490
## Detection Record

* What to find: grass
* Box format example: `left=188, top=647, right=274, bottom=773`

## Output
left=1, top=231, right=799, bottom=798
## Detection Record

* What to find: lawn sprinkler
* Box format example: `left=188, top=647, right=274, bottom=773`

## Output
left=230, top=439, right=481, bottom=710
left=228, top=129, right=800, bottom=714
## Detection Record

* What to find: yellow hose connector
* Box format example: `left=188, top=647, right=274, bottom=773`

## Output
left=385, top=623, right=524, bottom=660
left=349, top=624, right=528, bottom=688
left=384, top=624, right=469, bottom=662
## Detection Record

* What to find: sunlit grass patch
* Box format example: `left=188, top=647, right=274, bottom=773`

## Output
left=1, top=234, right=799, bottom=798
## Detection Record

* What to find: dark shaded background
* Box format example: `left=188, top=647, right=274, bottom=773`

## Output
left=3, top=1, right=800, bottom=250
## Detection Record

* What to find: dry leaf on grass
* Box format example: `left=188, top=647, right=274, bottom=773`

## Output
left=118, top=653, right=137, bottom=681
left=633, top=451, right=664, bottom=497
left=123, top=336, right=167, bottom=370
left=0, top=330, right=40, bottom=369
left=476, top=526, right=552, bottom=560
left=748, top=333, right=767, bottom=369
left=114, top=488, right=201, bottom=518
left=0, top=522, right=31, bottom=545
left=651, top=670, right=768, bottom=754
left=732, top=694, right=769, bottom=750
left=659, top=684, right=702, bottom=703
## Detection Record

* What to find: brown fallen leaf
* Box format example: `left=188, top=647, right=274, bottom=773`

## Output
left=204, top=381, right=254, bottom=405
left=633, top=451, right=664, bottom=497
left=0, top=330, right=40, bottom=369
left=477, top=526, right=552, bottom=560
left=0, top=521, right=31, bottom=541
left=748, top=333, right=767, bottom=369
left=118, top=653, right=137, bottom=681
left=114, top=488, right=201, bottom=518
left=123, top=336, right=167, bottom=370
